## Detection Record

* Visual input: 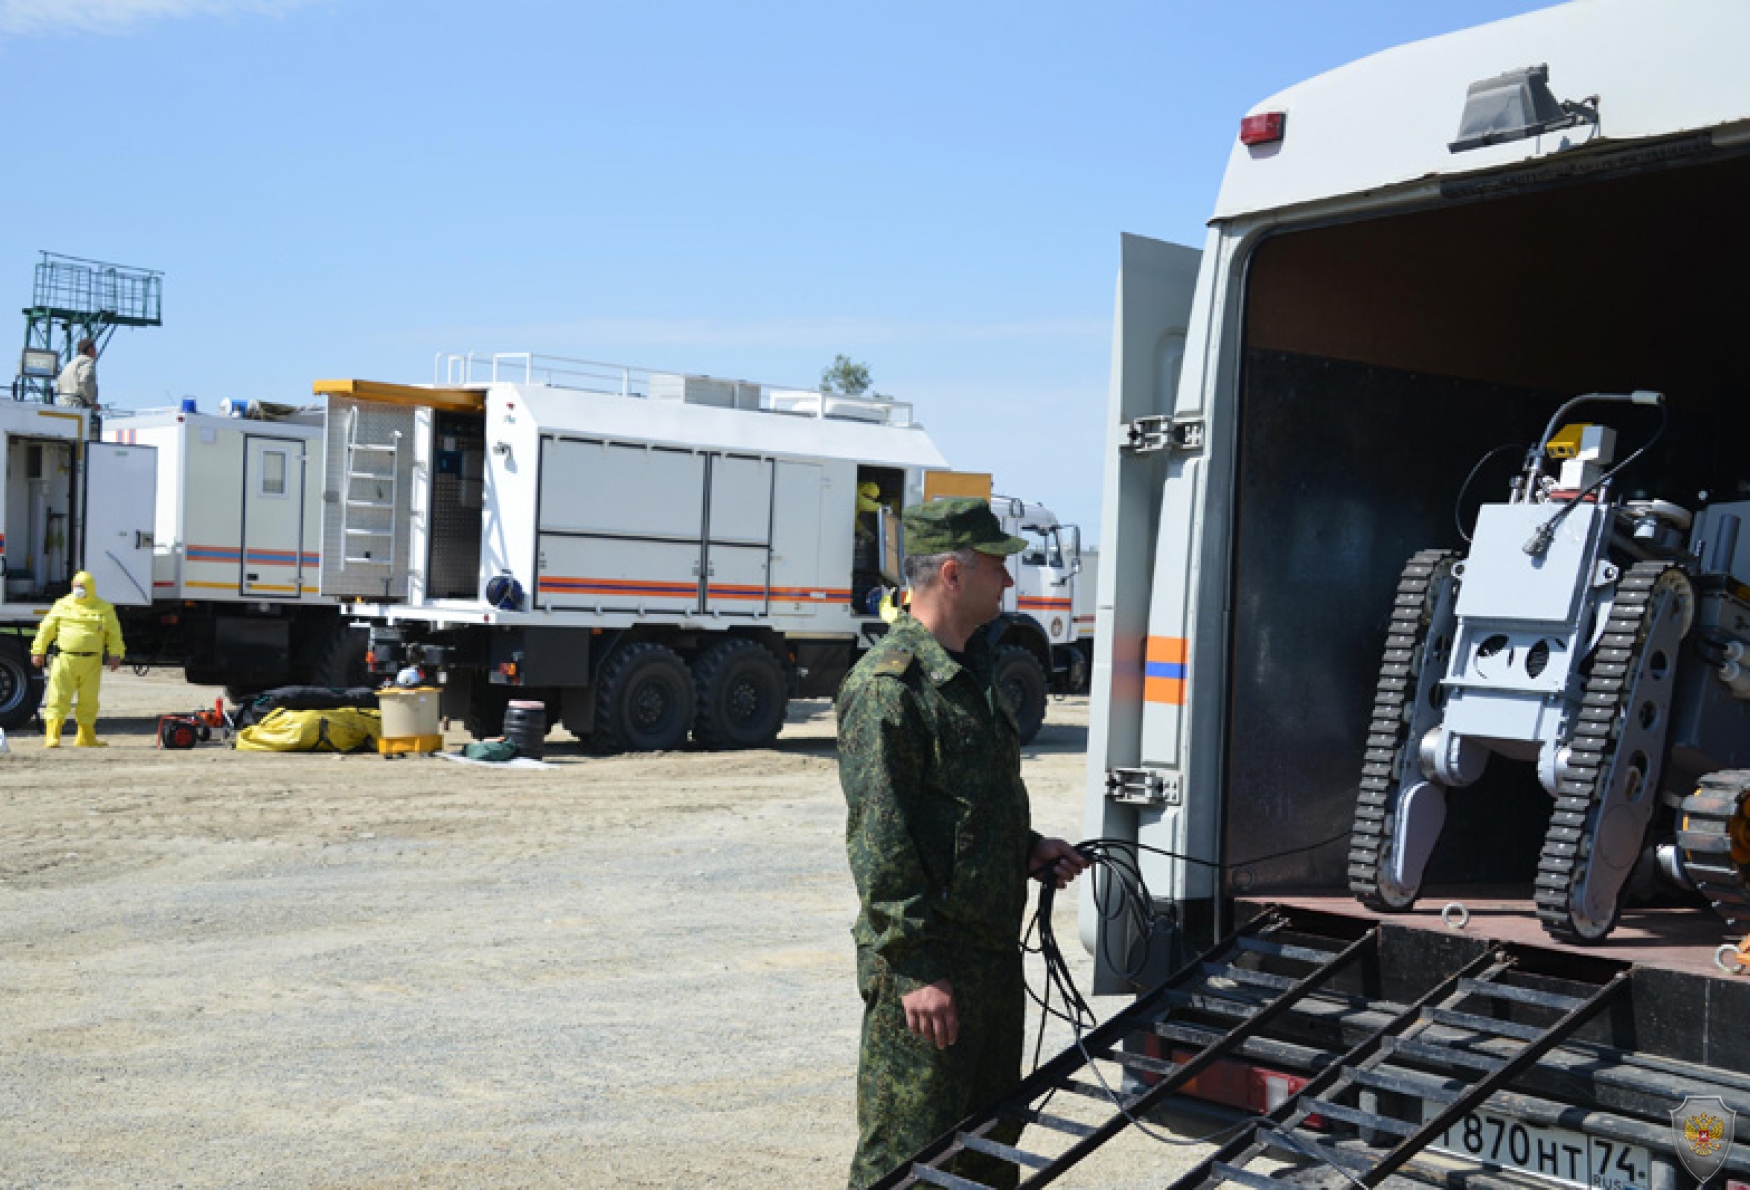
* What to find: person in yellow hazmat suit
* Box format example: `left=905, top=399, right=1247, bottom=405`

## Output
left=30, top=570, right=126, bottom=748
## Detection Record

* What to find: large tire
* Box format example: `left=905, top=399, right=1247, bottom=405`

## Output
left=692, top=639, right=787, bottom=750
left=993, top=645, right=1048, bottom=746
left=593, top=642, right=695, bottom=754
left=307, top=624, right=370, bottom=689
left=0, top=637, right=45, bottom=731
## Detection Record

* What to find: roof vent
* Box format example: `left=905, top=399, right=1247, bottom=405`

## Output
left=1449, top=64, right=1598, bottom=153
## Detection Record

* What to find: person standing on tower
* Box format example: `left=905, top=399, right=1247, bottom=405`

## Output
left=54, top=338, right=99, bottom=409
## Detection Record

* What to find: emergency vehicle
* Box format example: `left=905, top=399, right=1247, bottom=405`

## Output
left=871, top=4, right=1750, bottom=1186
left=328, top=354, right=1054, bottom=751
left=0, top=401, right=155, bottom=728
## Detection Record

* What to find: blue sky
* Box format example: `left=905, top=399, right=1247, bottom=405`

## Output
left=2, top=0, right=1556, bottom=534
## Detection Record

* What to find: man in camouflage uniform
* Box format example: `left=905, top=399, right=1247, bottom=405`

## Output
left=838, top=497, right=1088, bottom=1190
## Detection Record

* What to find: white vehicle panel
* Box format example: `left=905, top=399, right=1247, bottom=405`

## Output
left=539, top=439, right=704, bottom=539
left=82, top=441, right=157, bottom=607
left=709, top=455, right=772, bottom=545
left=704, top=543, right=770, bottom=615
left=536, top=534, right=698, bottom=613
left=1217, top=0, right=1750, bottom=221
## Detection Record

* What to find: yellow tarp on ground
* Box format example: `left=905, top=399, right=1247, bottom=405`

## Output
left=235, top=708, right=382, bottom=753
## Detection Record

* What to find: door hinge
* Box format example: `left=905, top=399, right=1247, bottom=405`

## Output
left=1106, top=766, right=1182, bottom=805
left=1121, top=415, right=1205, bottom=456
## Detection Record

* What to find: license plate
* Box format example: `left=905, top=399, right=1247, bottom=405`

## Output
left=1423, top=1104, right=1653, bottom=1190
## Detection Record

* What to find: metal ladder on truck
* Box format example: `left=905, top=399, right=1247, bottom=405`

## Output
left=871, top=907, right=1385, bottom=1189
left=874, top=907, right=1631, bottom=1190
left=339, top=405, right=400, bottom=572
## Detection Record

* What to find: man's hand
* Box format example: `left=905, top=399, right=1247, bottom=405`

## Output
left=31, top=655, right=45, bottom=670
left=106, top=657, right=121, bottom=673
left=900, top=980, right=958, bottom=1049
left=1030, top=837, right=1090, bottom=889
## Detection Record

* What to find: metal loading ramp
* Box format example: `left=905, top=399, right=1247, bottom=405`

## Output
left=1173, top=949, right=1628, bottom=1190
left=875, top=905, right=1750, bottom=1190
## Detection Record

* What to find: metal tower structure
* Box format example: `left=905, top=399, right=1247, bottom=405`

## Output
left=13, top=251, right=163, bottom=402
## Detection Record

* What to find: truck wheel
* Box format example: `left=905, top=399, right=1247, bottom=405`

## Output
left=593, top=642, right=695, bottom=754
left=692, top=639, right=787, bottom=750
left=309, top=626, right=370, bottom=690
left=0, top=637, right=45, bottom=731
left=993, top=645, right=1047, bottom=745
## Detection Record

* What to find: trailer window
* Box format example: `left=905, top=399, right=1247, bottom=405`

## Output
left=259, top=450, right=288, bottom=497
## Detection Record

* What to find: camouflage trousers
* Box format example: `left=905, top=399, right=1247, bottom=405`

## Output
left=848, top=944, right=1025, bottom=1190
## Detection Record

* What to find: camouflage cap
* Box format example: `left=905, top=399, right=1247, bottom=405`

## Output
left=903, top=497, right=1028, bottom=557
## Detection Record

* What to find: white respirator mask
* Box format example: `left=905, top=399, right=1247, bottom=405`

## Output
left=72, top=585, right=88, bottom=600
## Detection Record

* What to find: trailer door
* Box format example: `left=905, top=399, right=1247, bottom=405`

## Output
left=241, top=435, right=307, bottom=598
left=82, top=441, right=157, bottom=607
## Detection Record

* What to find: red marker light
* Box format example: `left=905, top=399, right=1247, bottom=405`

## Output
left=1240, top=111, right=1286, bottom=146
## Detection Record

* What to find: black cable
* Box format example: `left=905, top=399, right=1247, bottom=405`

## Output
left=1019, top=828, right=1358, bottom=1174
left=1524, top=398, right=1669, bottom=557
left=1454, top=443, right=1526, bottom=543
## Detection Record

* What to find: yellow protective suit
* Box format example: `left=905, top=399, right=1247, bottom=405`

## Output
left=31, top=571, right=126, bottom=747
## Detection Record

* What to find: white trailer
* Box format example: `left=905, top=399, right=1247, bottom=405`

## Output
left=1056, top=0, right=1750, bottom=1182
left=0, top=401, right=156, bottom=728
left=103, top=404, right=364, bottom=693
left=323, top=355, right=966, bottom=751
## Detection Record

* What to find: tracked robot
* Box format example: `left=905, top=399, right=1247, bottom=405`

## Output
left=1348, top=392, right=1750, bottom=944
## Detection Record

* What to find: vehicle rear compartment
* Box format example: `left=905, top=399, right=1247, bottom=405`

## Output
left=1223, top=147, right=1750, bottom=899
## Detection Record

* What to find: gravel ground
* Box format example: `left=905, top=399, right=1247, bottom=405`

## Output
left=0, top=670, right=1214, bottom=1188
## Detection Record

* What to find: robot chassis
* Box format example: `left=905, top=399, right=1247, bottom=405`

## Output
left=1348, top=391, right=1750, bottom=945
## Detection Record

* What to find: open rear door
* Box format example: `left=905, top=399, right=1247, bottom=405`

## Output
left=82, top=441, right=157, bottom=607
left=1084, top=232, right=1201, bottom=991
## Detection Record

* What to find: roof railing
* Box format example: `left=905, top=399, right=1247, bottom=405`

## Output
left=432, top=351, right=915, bottom=427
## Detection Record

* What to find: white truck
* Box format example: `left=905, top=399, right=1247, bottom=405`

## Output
left=103, top=403, right=366, bottom=695
left=992, top=492, right=1091, bottom=694
left=324, top=355, right=1064, bottom=750
left=0, top=401, right=157, bottom=728
left=989, top=2, right=1750, bottom=1185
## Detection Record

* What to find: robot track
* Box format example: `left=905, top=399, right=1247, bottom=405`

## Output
left=1677, top=770, right=1750, bottom=934
left=1535, top=561, right=1689, bottom=944
left=1349, top=549, right=1458, bottom=911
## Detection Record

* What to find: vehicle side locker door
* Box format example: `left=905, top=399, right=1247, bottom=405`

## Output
left=704, top=454, right=773, bottom=615
left=769, top=462, right=824, bottom=616
left=536, top=438, right=706, bottom=613
left=82, top=440, right=158, bottom=607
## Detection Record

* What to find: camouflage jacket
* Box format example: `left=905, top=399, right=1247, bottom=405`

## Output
left=838, top=614, right=1036, bottom=995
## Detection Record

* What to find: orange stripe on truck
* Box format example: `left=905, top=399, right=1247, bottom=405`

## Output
left=1144, top=636, right=1188, bottom=704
